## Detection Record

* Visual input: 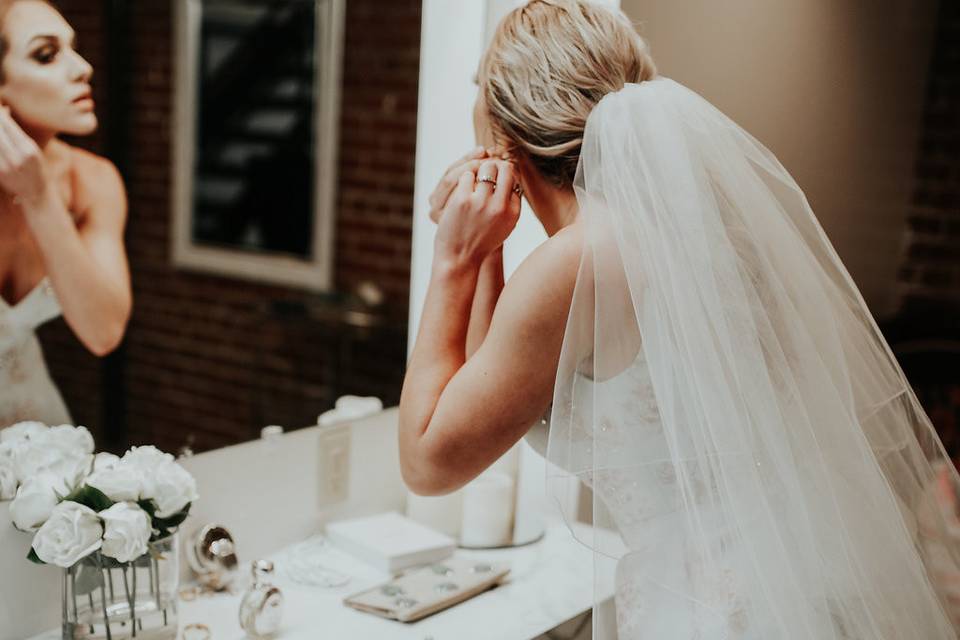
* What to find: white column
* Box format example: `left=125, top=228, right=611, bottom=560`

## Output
left=408, top=0, right=487, bottom=353
left=405, top=1, right=620, bottom=564
left=409, top=0, right=620, bottom=343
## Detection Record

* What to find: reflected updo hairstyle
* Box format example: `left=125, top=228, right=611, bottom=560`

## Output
left=479, top=0, right=657, bottom=189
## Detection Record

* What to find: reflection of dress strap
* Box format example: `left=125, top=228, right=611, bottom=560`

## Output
left=8, top=277, right=61, bottom=332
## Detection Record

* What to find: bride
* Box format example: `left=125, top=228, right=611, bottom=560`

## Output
left=399, top=1, right=960, bottom=637
left=0, top=0, right=131, bottom=429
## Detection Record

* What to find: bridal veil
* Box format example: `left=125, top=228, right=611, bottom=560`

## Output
left=544, top=75, right=960, bottom=639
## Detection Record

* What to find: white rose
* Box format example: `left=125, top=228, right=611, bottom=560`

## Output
left=45, top=425, right=95, bottom=456
left=32, top=501, right=103, bottom=568
left=86, top=462, right=141, bottom=502
left=99, top=502, right=151, bottom=562
left=8, top=426, right=93, bottom=488
left=10, top=472, right=70, bottom=531
left=0, top=460, right=17, bottom=501
left=48, top=453, right=93, bottom=493
left=93, top=452, right=120, bottom=472
left=122, top=445, right=174, bottom=472
left=11, top=440, right=62, bottom=483
left=145, top=461, right=198, bottom=519
left=0, top=440, right=18, bottom=462
left=0, top=421, right=48, bottom=444
left=0, top=441, right=28, bottom=485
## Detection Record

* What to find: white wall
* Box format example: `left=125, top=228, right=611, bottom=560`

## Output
left=409, top=0, right=622, bottom=349
left=620, top=0, right=939, bottom=316
left=405, top=0, right=621, bottom=565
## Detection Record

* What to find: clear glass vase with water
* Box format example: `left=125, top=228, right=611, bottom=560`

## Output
left=62, top=534, right=179, bottom=640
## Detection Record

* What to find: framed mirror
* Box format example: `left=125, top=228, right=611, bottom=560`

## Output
left=172, top=0, right=345, bottom=290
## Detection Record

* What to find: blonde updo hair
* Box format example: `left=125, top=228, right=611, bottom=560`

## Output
left=479, top=0, right=657, bottom=189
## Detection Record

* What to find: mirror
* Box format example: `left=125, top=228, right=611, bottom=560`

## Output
left=1, top=0, right=416, bottom=453
left=172, top=0, right=343, bottom=291
left=1, top=0, right=957, bottom=467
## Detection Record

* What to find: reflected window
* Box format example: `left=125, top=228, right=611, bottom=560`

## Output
left=173, top=0, right=344, bottom=290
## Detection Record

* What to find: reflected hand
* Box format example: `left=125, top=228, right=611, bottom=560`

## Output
left=428, top=146, right=491, bottom=224
left=0, top=107, right=51, bottom=208
left=434, top=159, right=521, bottom=266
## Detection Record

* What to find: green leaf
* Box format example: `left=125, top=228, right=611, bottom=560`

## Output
left=158, top=510, right=189, bottom=529
left=65, top=485, right=114, bottom=512
left=26, top=547, right=45, bottom=565
left=137, top=499, right=157, bottom=518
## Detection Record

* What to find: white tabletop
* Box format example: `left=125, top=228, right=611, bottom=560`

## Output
left=30, top=519, right=622, bottom=640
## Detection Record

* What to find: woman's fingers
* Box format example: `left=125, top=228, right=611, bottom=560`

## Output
left=430, top=159, right=486, bottom=205
left=430, top=147, right=485, bottom=205
left=428, top=151, right=490, bottom=222
left=0, top=108, right=27, bottom=152
left=491, top=161, right=519, bottom=213
left=0, top=107, right=39, bottom=168
left=473, top=160, right=499, bottom=199
left=458, top=145, right=486, bottom=165
left=0, top=109, right=20, bottom=166
left=0, top=107, right=46, bottom=203
left=3, top=108, right=37, bottom=157
left=452, top=169, right=476, bottom=201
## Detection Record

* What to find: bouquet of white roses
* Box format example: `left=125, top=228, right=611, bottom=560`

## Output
left=0, top=421, right=198, bottom=568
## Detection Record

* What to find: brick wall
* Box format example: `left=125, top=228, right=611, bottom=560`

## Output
left=42, top=0, right=420, bottom=454
left=896, top=0, right=960, bottom=310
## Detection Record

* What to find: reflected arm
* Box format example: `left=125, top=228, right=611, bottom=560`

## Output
left=23, top=154, right=131, bottom=356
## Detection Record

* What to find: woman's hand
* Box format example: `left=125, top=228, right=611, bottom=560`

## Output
left=0, top=107, right=52, bottom=207
left=434, top=159, right=521, bottom=267
left=428, top=146, right=493, bottom=223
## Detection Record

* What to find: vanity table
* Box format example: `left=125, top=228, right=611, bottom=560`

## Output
left=27, top=519, right=617, bottom=640
left=181, top=518, right=614, bottom=639
left=19, top=409, right=621, bottom=639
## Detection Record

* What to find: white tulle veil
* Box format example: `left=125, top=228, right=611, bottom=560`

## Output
left=544, top=75, right=960, bottom=639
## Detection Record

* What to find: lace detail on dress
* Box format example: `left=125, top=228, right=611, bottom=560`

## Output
left=0, top=278, right=71, bottom=428
left=530, top=345, right=766, bottom=639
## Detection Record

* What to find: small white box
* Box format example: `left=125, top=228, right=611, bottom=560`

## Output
left=325, top=511, right=456, bottom=574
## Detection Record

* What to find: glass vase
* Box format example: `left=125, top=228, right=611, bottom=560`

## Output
left=62, top=533, right=179, bottom=640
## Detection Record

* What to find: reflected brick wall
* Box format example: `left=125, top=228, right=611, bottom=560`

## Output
left=897, top=0, right=960, bottom=308
left=889, top=0, right=960, bottom=460
left=41, top=0, right=420, bottom=453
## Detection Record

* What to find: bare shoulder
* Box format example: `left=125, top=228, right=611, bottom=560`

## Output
left=68, top=145, right=124, bottom=192
left=491, top=222, right=585, bottom=334
left=509, top=222, right=583, bottom=292
left=62, top=144, right=127, bottom=221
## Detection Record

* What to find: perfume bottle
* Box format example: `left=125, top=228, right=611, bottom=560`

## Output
left=239, top=560, right=284, bottom=637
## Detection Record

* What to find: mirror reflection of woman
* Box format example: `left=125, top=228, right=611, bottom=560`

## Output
left=0, top=0, right=131, bottom=429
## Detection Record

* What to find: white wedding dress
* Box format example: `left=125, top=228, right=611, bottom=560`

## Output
left=0, top=277, right=71, bottom=429
left=526, top=348, right=758, bottom=638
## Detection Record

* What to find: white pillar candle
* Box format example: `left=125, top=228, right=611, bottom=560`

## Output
left=512, top=439, right=547, bottom=545
left=460, top=471, right=515, bottom=547
left=405, top=490, right=464, bottom=539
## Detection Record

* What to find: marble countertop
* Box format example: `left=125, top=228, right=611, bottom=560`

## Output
left=18, top=409, right=624, bottom=639
left=30, top=518, right=621, bottom=640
